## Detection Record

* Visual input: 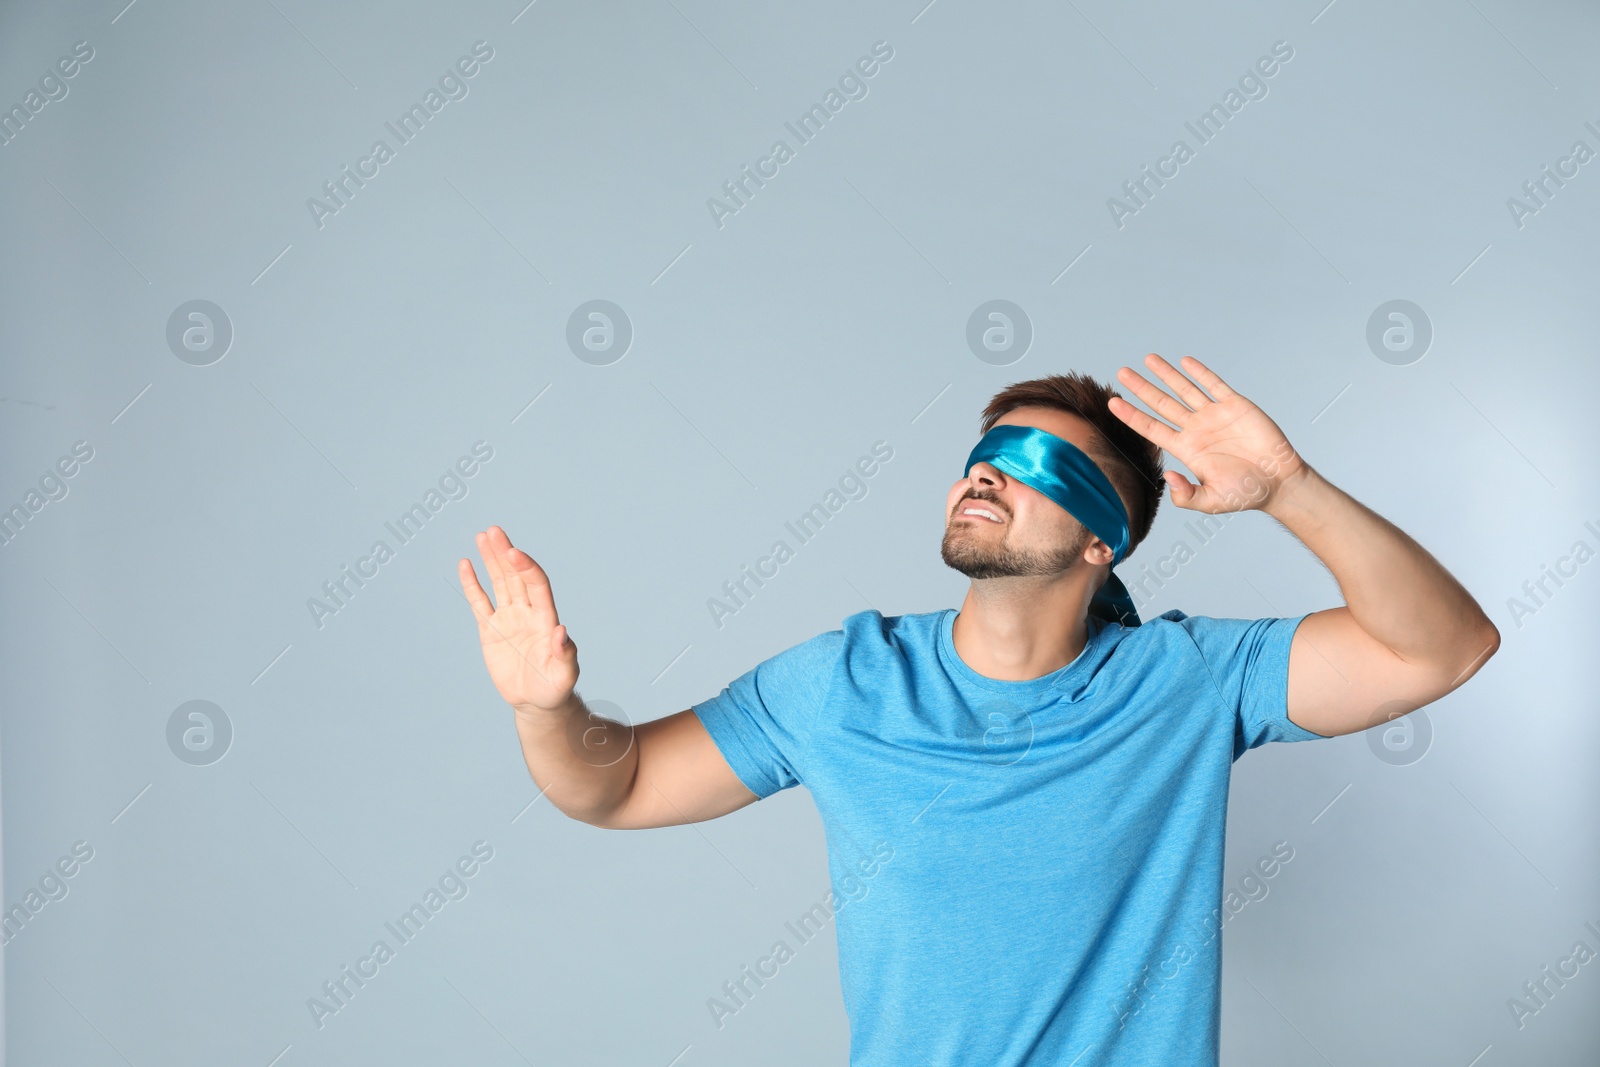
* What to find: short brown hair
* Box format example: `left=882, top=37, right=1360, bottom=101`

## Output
left=979, top=372, right=1164, bottom=554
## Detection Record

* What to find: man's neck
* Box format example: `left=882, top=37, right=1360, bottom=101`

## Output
left=950, top=572, right=1097, bottom=682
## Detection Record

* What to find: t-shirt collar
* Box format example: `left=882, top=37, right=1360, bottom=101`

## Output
left=935, top=607, right=1111, bottom=699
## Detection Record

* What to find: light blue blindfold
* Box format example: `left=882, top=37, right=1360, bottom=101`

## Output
left=963, top=424, right=1141, bottom=627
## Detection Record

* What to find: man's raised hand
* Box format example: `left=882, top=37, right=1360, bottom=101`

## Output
left=1108, top=354, right=1309, bottom=515
left=458, top=526, right=579, bottom=713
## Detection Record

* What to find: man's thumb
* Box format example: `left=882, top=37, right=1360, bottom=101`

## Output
left=1167, top=471, right=1201, bottom=509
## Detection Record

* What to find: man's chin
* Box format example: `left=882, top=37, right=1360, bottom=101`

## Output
left=946, top=561, right=1025, bottom=580
left=940, top=542, right=1025, bottom=580
left=940, top=537, right=1083, bottom=581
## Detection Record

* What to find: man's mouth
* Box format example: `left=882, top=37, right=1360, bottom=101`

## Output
left=956, top=504, right=1004, bottom=524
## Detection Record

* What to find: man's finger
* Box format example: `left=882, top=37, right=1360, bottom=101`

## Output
left=1115, top=366, right=1192, bottom=428
left=507, top=544, right=561, bottom=630
left=489, top=526, right=532, bottom=607
left=1107, top=395, right=1180, bottom=453
left=458, top=558, right=494, bottom=622
left=477, top=529, right=510, bottom=608
left=1143, top=353, right=1212, bottom=410
left=1166, top=472, right=1209, bottom=512
left=1179, top=356, right=1237, bottom=401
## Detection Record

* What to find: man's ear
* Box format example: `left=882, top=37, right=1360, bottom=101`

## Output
left=1083, top=537, right=1115, bottom=566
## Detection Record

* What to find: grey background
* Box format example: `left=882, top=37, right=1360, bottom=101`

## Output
left=2, top=0, right=1597, bottom=1064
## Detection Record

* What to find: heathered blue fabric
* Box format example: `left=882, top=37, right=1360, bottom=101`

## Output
left=691, top=607, right=1330, bottom=1066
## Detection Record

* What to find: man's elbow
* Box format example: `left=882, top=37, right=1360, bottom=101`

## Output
left=561, top=798, right=638, bottom=830
left=1445, top=617, right=1501, bottom=688
left=575, top=767, right=642, bottom=830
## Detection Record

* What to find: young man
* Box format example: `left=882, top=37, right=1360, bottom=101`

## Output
left=457, top=354, right=1499, bottom=1066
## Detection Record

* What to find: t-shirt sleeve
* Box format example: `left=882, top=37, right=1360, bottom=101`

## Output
left=1164, top=611, right=1332, bottom=760
left=691, top=628, right=844, bottom=799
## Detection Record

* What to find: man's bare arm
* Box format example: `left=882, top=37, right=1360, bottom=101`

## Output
left=1262, top=467, right=1500, bottom=737
left=460, top=526, right=757, bottom=829
left=516, top=701, right=759, bottom=830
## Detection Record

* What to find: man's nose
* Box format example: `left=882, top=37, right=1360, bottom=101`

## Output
left=969, top=461, right=1006, bottom=489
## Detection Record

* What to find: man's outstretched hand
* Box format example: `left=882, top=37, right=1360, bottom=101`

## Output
left=1108, top=354, right=1308, bottom=514
left=458, top=526, right=579, bottom=713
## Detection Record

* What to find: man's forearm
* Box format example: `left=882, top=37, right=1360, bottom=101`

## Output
left=1261, top=464, right=1498, bottom=671
left=512, top=694, right=638, bottom=826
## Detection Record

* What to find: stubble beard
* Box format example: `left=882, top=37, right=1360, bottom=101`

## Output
left=940, top=508, right=1092, bottom=580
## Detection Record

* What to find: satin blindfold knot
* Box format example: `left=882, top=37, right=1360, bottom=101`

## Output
left=962, top=424, right=1141, bottom=627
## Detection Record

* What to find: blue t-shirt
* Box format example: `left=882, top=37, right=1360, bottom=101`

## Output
left=691, top=607, right=1330, bottom=1066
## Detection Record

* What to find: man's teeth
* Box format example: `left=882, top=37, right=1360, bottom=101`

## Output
left=963, top=507, right=1001, bottom=522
